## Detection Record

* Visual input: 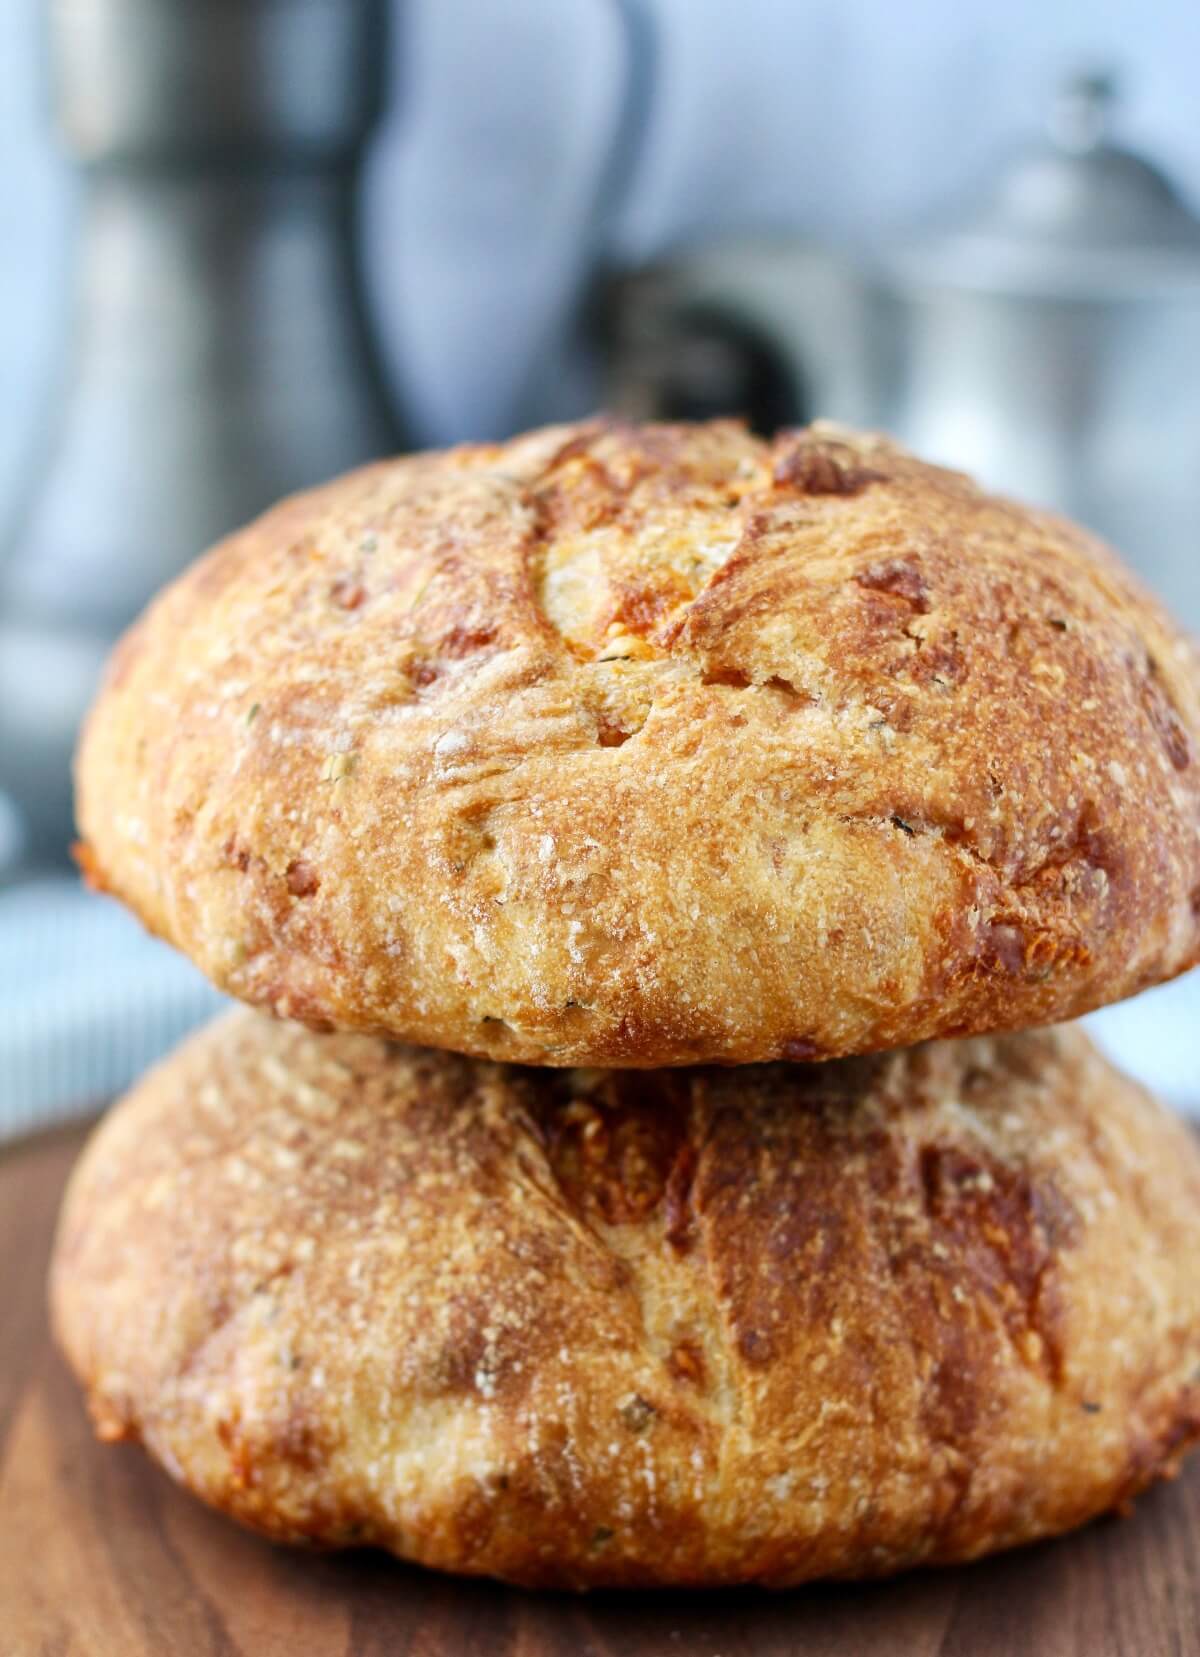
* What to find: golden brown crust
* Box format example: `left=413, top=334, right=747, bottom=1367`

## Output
left=51, top=1011, right=1200, bottom=1588
left=75, top=420, right=1200, bottom=1065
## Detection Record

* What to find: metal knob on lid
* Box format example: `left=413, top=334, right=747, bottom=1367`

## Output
left=1049, top=70, right=1118, bottom=153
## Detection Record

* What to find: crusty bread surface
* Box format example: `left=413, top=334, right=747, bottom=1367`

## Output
left=51, top=1010, right=1200, bottom=1589
left=75, top=420, right=1200, bottom=1065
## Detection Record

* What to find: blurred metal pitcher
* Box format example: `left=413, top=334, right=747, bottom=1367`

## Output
left=0, top=0, right=402, bottom=865
left=603, top=71, right=1200, bottom=636
left=879, top=71, right=1200, bottom=629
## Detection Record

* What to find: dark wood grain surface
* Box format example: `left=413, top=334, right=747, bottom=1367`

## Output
left=3, top=1122, right=1198, bottom=1657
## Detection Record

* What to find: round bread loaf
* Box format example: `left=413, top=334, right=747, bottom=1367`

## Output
left=52, top=1010, right=1200, bottom=1589
left=75, top=420, right=1200, bottom=1065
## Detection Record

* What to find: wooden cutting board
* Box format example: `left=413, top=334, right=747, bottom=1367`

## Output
left=2, top=1122, right=1198, bottom=1657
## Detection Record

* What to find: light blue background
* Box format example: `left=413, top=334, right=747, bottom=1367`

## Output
left=2, top=0, right=1199, bottom=477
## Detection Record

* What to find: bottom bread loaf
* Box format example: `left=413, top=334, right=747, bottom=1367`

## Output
left=51, top=1010, right=1200, bottom=1589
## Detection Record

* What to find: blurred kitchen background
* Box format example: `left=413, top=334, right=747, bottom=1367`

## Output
left=1, top=0, right=1199, bottom=1135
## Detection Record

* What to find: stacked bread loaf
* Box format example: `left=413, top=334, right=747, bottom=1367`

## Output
left=53, top=420, right=1200, bottom=1589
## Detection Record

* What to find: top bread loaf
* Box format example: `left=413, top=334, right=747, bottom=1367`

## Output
left=76, top=419, right=1200, bottom=1066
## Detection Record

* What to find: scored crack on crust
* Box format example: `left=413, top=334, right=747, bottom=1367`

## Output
left=75, top=419, right=1200, bottom=1065
left=51, top=1010, right=1200, bottom=1589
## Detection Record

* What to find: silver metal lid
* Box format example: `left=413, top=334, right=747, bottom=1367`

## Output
left=885, top=71, right=1200, bottom=297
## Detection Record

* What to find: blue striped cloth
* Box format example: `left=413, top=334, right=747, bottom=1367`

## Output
left=0, top=877, right=224, bottom=1141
